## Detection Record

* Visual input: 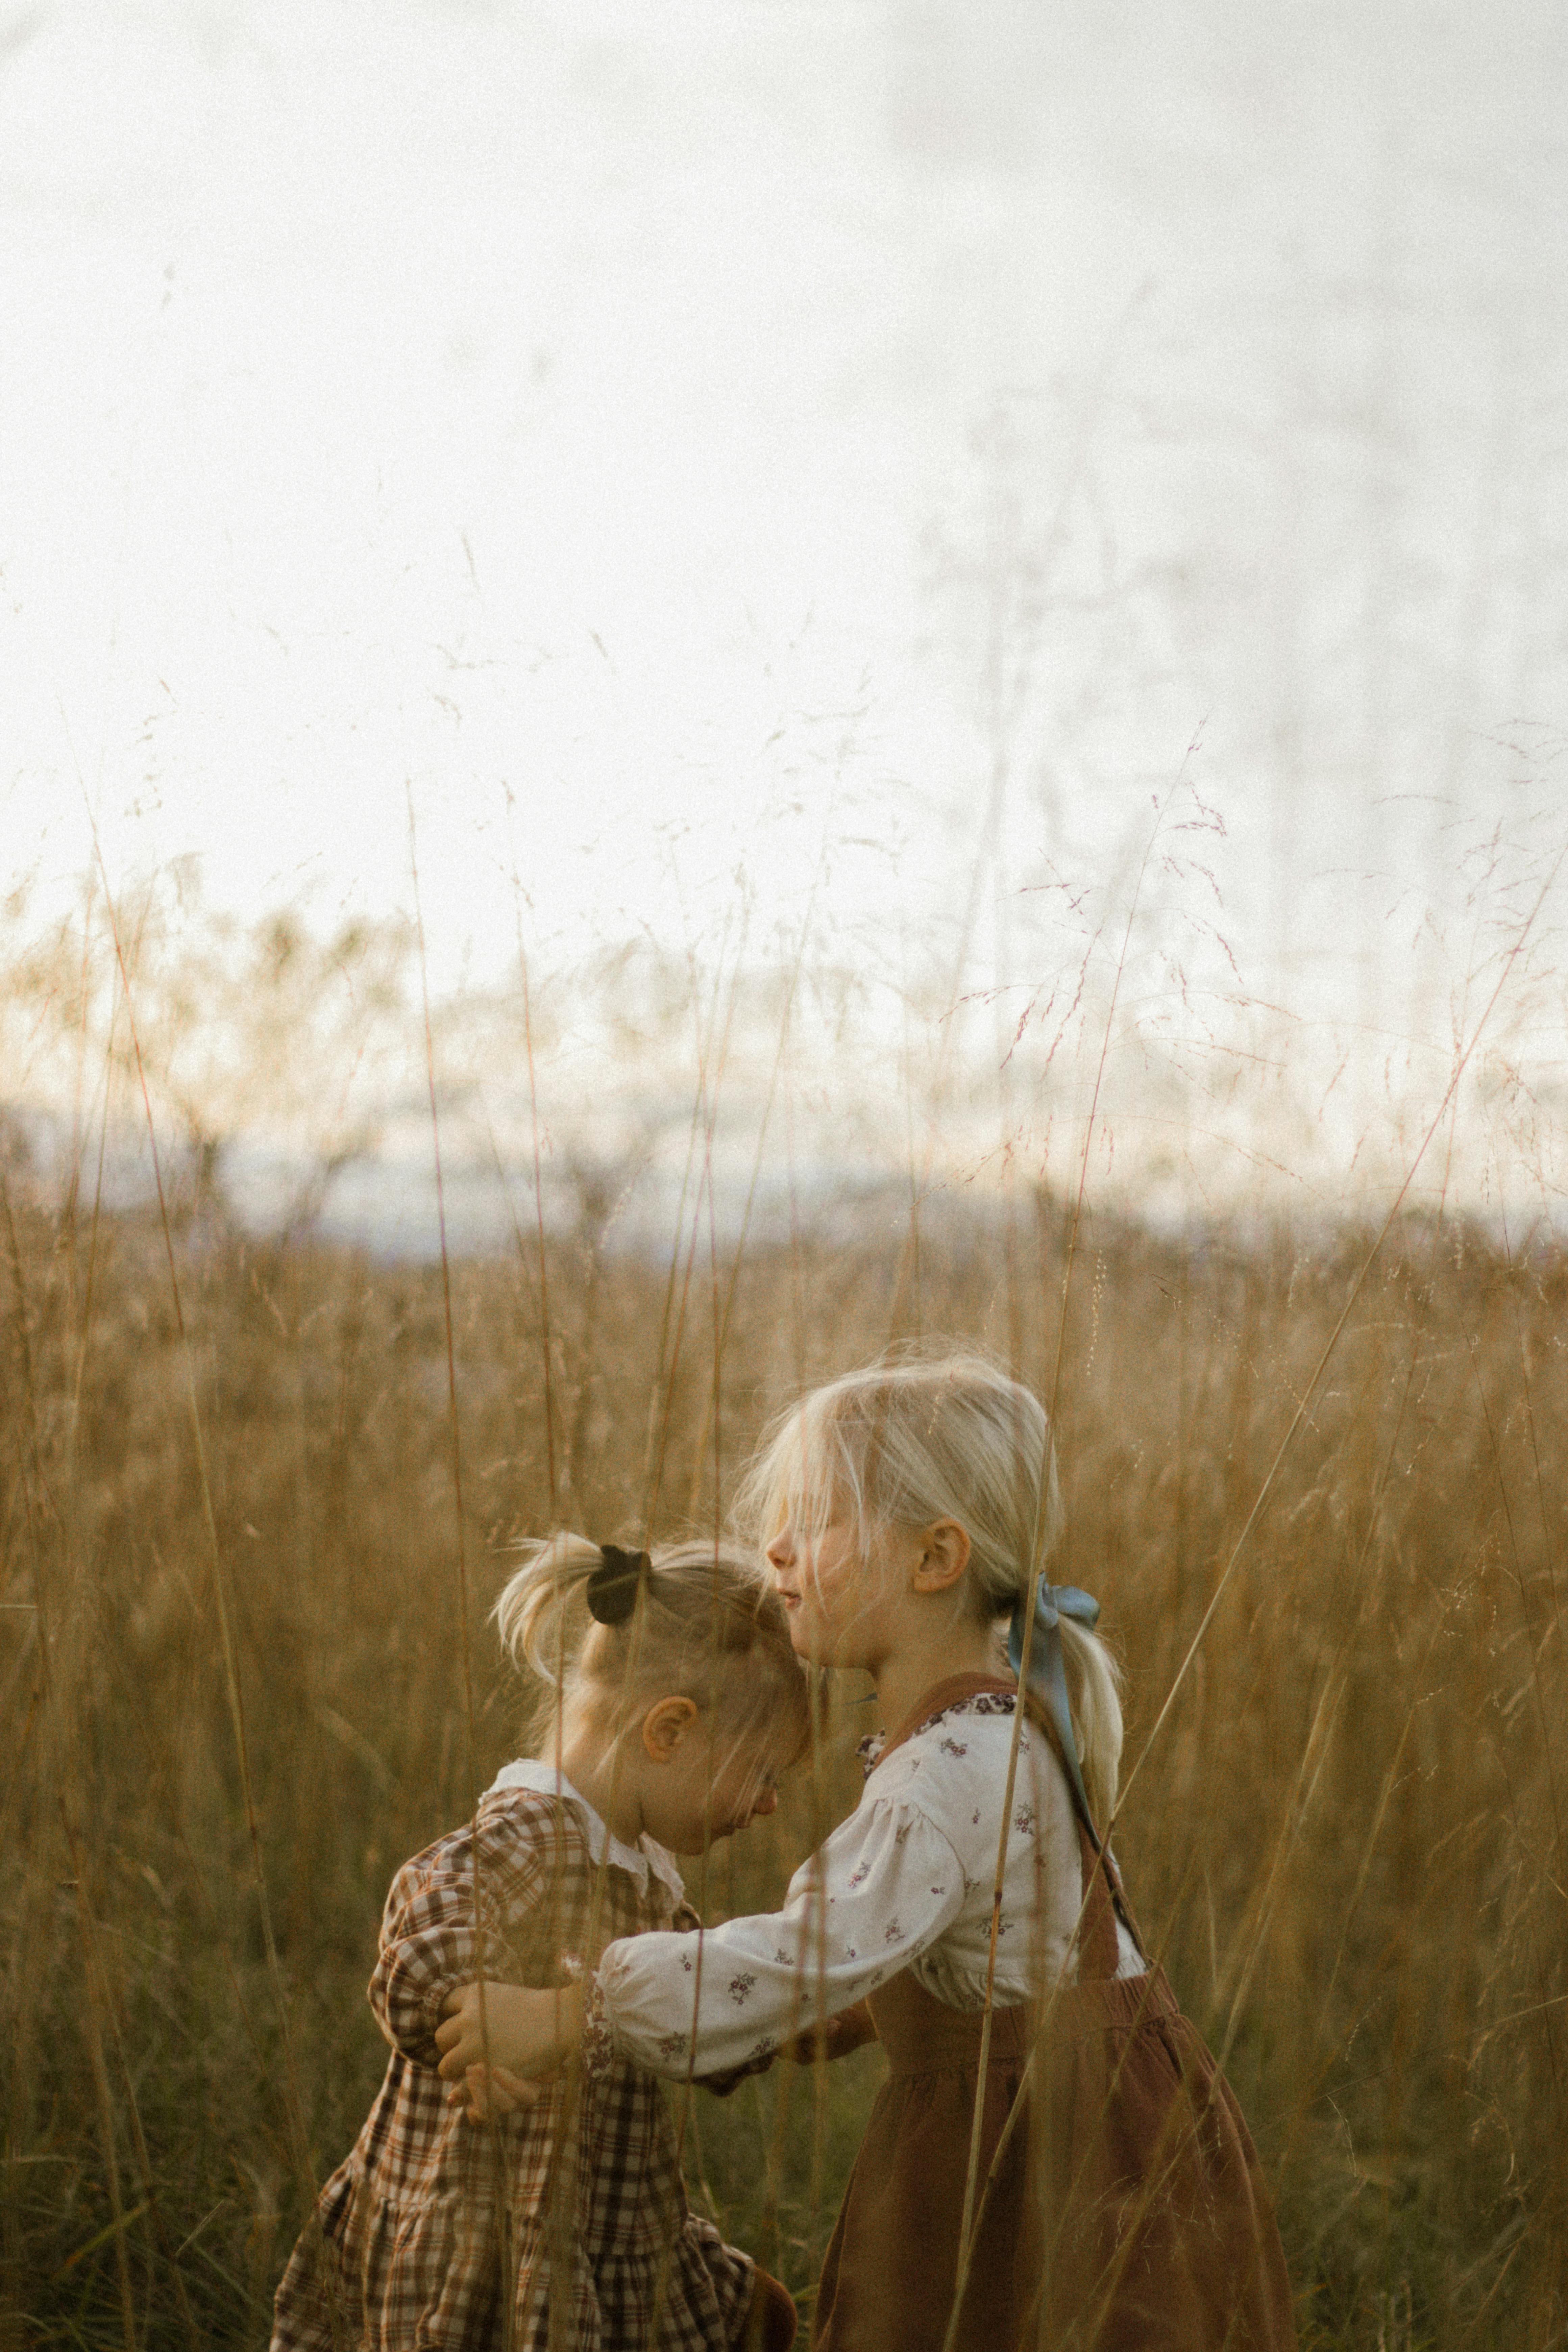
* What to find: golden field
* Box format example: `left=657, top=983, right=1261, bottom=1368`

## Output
left=2, top=1177, right=1565, bottom=2348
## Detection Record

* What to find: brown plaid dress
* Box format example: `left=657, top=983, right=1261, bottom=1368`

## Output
left=271, top=1774, right=755, bottom=2352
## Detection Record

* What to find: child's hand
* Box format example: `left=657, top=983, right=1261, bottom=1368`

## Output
left=786, top=2000, right=878, bottom=2066
left=449, top=2061, right=545, bottom=2124
left=435, top=1980, right=583, bottom=2084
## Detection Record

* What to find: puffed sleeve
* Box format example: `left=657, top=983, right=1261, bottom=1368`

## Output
left=595, top=1789, right=966, bottom=2078
left=368, top=1807, right=545, bottom=2069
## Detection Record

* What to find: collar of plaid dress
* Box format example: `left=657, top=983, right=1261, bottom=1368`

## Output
left=587, top=1545, right=653, bottom=1625
left=1006, top=1579, right=1103, bottom=1847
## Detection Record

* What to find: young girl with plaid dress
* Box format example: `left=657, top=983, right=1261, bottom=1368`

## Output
left=442, top=1355, right=1297, bottom=2351
left=271, top=1536, right=809, bottom=2352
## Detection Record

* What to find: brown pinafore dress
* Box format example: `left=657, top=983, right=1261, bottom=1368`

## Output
left=812, top=1676, right=1296, bottom=2352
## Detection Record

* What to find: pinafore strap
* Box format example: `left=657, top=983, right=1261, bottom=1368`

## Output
left=1073, top=1816, right=1157, bottom=1984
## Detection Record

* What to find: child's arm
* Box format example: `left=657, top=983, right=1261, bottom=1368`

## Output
left=370, top=1810, right=543, bottom=2071
left=435, top=1915, right=862, bottom=2106
left=435, top=1985, right=877, bottom=2110
left=595, top=1796, right=964, bottom=2078
left=668, top=1902, right=875, bottom=2090
left=439, top=1790, right=965, bottom=2087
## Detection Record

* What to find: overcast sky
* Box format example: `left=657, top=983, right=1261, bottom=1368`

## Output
left=4, top=0, right=1567, bottom=1220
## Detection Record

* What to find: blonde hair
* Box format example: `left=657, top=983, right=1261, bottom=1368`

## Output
left=735, top=1349, right=1123, bottom=1829
left=495, top=1533, right=810, bottom=1782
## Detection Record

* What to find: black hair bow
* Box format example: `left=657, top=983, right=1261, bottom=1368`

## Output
left=586, top=1545, right=652, bottom=1625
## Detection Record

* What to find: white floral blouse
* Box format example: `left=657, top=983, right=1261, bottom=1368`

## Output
left=595, top=1689, right=1145, bottom=2080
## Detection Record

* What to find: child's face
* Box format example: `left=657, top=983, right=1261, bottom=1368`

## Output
left=766, top=1495, right=903, bottom=1671
left=636, top=1714, right=797, bottom=1857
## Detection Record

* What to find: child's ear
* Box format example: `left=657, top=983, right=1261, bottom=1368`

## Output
left=641, top=1695, right=700, bottom=1763
left=911, top=1518, right=971, bottom=1594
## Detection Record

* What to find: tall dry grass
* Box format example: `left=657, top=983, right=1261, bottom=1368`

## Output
left=2, top=1176, right=1565, bottom=2347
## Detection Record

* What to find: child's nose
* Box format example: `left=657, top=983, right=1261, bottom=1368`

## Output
left=751, top=1786, right=779, bottom=1818
left=765, top=1525, right=794, bottom=1570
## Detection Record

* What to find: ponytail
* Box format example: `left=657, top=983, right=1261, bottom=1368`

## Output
left=1049, top=1613, right=1124, bottom=1835
left=495, top=1530, right=606, bottom=1683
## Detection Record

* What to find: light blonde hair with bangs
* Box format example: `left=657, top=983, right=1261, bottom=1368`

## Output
left=735, top=1350, right=1124, bottom=1830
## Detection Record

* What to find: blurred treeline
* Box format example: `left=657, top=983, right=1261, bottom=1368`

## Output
left=2, top=1174, right=1566, bottom=2347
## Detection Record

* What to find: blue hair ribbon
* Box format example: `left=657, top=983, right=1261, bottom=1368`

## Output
left=1007, top=1581, right=1103, bottom=1849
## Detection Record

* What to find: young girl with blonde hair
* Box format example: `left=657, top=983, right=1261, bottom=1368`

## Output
left=272, top=1536, right=808, bottom=2352
left=441, top=1355, right=1296, bottom=2350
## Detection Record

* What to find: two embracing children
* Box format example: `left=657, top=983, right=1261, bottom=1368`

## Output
left=273, top=1351, right=1295, bottom=2352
